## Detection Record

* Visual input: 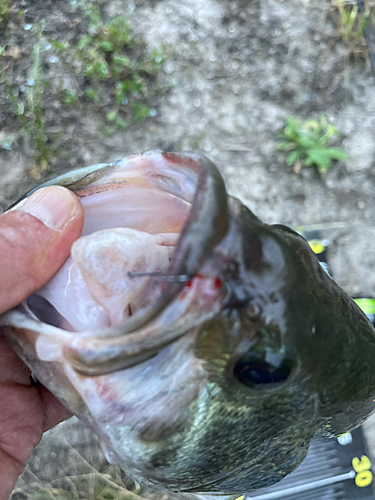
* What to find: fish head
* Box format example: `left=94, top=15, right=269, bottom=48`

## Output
left=1, top=151, right=375, bottom=496
left=182, top=201, right=375, bottom=492
left=233, top=206, right=375, bottom=433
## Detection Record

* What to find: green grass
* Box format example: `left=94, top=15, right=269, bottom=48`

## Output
left=27, top=31, right=52, bottom=176
left=334, top=0, right=372, bottom=44
left=51, top=2, right=163, bottom=131
left=277, top=116, right=348, bottom=175
left=0, top=0, right=11, bottom=25
left=0, top=23, right=61, bottom=177
left=0, top=0, right=165, bottom=177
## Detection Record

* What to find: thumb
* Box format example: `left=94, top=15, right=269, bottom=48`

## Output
left=0, top=186, right=84, bottom=314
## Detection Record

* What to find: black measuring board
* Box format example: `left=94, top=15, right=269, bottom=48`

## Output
left=246, top=427, right=375, bottom=500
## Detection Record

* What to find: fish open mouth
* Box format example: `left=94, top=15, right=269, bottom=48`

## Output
left=24, top=151, right=230, bottom=375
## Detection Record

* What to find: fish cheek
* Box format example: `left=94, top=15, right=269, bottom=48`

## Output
left=191, top=318, right=317, bottom=479
left=286, top=280, right=375, bottom=435
left=163, top=380, right=318, bottom=492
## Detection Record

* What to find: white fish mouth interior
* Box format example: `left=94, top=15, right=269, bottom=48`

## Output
left=27, top=171, right=192, bottom=333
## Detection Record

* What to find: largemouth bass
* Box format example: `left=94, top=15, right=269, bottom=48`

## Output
left=1, top=151, right=375, bottom=498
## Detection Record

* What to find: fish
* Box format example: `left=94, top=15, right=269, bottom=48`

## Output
left=1, top=150, right=375, bottom=498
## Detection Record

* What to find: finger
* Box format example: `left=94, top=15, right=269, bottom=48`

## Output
left=0, top=332, right=30, bottom=386
left=0, top=331, right=72, bottom=429
left=0, top=186, right=84, bottom=314
left=37, top=384, right=73, bottom=432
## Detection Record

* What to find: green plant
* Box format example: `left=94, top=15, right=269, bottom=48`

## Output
left=0, top=67, right=28, bottom=129
left=0, top=0, right=165, bottom=178
left=277, top=116, right=348, bottom=175
left=51, top=3, right=164, bottom=129
left=106, top=109, right=128, bottom=129
left=27, top=36, right=49, bottom=173
left=0, top=0, right=11, bottom=25
left=132, top=101, right=152, bottom=122
left=0, top=23, right=61, bottom=177
left=334, top=0, right=371, bottom=43
left=63, top=89, right=78, bottom=106
left=85, top=87, right=99, bottom=102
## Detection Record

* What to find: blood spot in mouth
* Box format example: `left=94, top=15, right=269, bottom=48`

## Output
left=215, top=278, right=222, bottom=289
left=179, top=280, right=193, bottom=299
left=178, top=275, right=223, bottom=303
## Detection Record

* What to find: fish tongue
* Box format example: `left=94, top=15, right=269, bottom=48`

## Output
left=71, top=228, right=177, bottom=327
left=35, top=257, right=110, bottom=331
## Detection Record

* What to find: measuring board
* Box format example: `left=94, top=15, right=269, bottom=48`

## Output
left=247, top=428, right=375, bottom=499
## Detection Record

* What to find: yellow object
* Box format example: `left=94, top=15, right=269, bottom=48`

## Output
left=352, top=455, right=373, bottom=487
left=354, top=298, right=375, bottom=315
left=308, top=239, right=325, bottom=255
left=355, top=470, right=373, bottom=487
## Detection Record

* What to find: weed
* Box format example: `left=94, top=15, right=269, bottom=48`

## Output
left=0, top=0, right=11, bottom=25
left=1, top=23, right=61, bottom=177
left=63, top=90, right=78, bottom=106
left=334, top=0, right=371, bottom=43
left=0, top=0, right=165, bottom=177
left=277, top=116, right=348, bottom=175
left=132, top=101, right=152, bottom=122
left=0, top=67, right=28, bottom=130
left=27, top=33, right=49, bottom=175
left=106, top=109, right=128, bottom=129
left=85, top=87, right=100, bottom=102
left=51, top=2, right=164, bottom=130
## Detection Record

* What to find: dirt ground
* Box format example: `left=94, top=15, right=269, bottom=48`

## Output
left=1, top=0, right=375, bottom=497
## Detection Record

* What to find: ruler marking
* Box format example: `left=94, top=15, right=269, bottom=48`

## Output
left=246, top=470, right=355, bottom=500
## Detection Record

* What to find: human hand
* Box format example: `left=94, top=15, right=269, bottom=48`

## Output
left=0, top=186, right=84, bottom=500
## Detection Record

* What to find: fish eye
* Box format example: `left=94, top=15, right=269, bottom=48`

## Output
left=233, top=355, right=291, bottom=388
